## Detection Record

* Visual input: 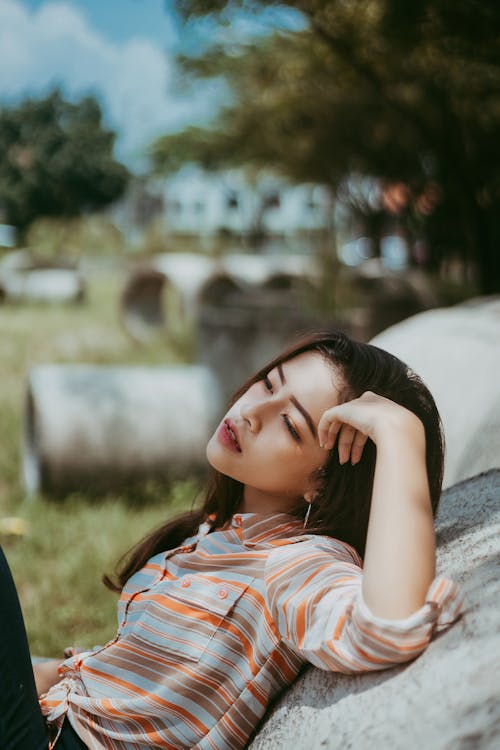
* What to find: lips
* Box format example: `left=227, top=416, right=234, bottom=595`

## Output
left=218, top=418, right=241, bottom=453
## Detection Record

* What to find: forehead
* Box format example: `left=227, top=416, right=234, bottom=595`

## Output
left=274, top=351, right=342, bottom=418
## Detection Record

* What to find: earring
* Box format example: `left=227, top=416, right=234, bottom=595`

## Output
left=303, top=501, right=312, bottom=529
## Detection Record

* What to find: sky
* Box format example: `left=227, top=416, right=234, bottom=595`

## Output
left=0, top=0, right=304, bottom=171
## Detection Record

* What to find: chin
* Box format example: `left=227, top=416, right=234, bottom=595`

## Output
left=205, top=437, right=242, bottom=483
left=206, top=435, right=228, bottom=471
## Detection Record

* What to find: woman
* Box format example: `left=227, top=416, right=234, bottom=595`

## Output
left=3, top=330, right=464, bottom=750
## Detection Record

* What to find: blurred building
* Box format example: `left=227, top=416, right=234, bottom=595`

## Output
left=109, top=168, right=417, bottom=272
left=160, top=166, right=332, bottom=238
left=109, top=166, right=333, bottom=250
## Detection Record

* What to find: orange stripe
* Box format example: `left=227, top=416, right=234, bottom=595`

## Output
left=333, top=613, right=347, bottom=640
left=247, top=680, right=267, bottom=706
left=432, top=577, right=447, bottom=600
left=221, top=711, right=247, bottom=742
left=245, top=586, right=278, bottom=633
left=99, top=698, right=168, bottom=744
left=270, top=648, right=298, bottom=682
left=114, top=640, right=236, bottom=704
left=145, top=593, right=224, bottom=628
left=353, top=617, right=428, bottom=653
left=353, top=644, right=402, bottom=665
left=219, top=619, right=260, bottom=674
left=81, top=665, right=209, bottom=733
left=295, top=599, right=308, bottom=646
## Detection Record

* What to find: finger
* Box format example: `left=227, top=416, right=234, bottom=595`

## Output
left=326, top=420, right=344, bottom=450
left=350, top=431, right=369, bottom=465
left=337, top=424, right=356, bottom=464
left=319, top=415, right=341, bottom=449
left=317, top=414, right=331, bottom=448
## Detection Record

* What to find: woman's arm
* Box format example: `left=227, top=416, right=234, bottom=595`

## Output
left=361, top=413, right=436, bottom=618
left=264, top=539, right=461, bottom=675
left=318, top=392, right=437, bottom=620
left=33, top=658, right=64, bottom=696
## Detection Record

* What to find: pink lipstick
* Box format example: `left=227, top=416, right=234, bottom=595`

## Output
left=218, top=419, right=241, bottom=452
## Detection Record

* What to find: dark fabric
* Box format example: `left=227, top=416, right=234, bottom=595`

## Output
left=0, top=545, right=49, bottom=750
left=55, top=718, right=88, bottom=749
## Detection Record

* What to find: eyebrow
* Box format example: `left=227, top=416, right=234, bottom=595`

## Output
left=277, top=363, right=317, bottom=439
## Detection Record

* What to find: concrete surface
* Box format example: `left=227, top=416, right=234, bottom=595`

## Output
left=249, top=469, right=500, bottom=750
left=370, top=297, right=500, bottom=487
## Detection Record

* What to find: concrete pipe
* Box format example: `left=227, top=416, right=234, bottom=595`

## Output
left=120, top=269, right=182, bottom=344
left=120, top=252, right=318, bottom=344
left=0, top=250, right=85, bottom=304
left=121, top=253, right=217, bottom=343
left=197, top=272, right=244, bottom=309
left=0, top=267, right=85, bottom=303
left=222, top=252, right=317, bottom=287
left=370, top=296, right=500, bottom=488
left=152, top=253, right=216, bottom=312
left=22, top=364, right=222, bottom=495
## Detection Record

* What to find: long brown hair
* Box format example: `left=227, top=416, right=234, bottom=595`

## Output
left=103, top=330, right=444, bottom=592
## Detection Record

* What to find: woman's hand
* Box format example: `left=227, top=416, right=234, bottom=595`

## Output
left=318, top=391, right=425, bottom=465
left=33, top=658, right=64, bottom=696
left=319, top=391, right=435, bottom=618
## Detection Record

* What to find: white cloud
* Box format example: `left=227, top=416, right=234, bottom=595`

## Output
left=0, top=0, right=222, bottom=169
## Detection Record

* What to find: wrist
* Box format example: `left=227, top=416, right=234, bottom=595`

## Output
left=373, top=411, right=426, bottom=452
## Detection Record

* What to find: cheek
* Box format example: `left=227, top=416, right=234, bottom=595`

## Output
left=247, top=441, right=316, bottom=491
left=205, top=422, right=322, bottom=493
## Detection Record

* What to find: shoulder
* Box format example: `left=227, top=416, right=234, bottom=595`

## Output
left=266, top=534, right=363, bottom=570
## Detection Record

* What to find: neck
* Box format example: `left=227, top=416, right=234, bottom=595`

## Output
left=239, top=486, right=296, bottom=515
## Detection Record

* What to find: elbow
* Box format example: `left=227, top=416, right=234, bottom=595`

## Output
left=345, top=593, right=437, bottom=669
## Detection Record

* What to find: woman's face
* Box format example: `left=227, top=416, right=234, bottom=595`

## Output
left=206, top=351, right=343, bottom=513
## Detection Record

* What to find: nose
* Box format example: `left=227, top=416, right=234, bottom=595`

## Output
left=240, top=397, right=272, bottom=432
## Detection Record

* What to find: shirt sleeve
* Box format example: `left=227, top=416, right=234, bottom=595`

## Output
left=264, top=540, right=465, bottom=674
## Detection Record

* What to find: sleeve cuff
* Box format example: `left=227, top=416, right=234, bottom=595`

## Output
left=354, top=574, right=465, bottom=634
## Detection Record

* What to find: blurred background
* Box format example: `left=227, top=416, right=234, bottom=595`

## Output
left=1, top=0, right=499, bottom=656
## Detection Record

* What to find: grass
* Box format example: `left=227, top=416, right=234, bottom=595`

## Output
left=0, top=268, right=202, bottom=656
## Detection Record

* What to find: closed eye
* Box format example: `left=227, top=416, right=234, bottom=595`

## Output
left=282, top=414, right=301, bottom=442
left=262, top=373, right=301, bottom=442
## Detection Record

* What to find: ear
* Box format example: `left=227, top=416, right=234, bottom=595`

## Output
left=303, top=489, right=318, bottom=505
left=303, top=463, right=326, bottom=504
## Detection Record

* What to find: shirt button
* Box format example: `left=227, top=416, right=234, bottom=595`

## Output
left=218, top=588, right=228, bottom=599
left=180, top=578, right=191, bottom=588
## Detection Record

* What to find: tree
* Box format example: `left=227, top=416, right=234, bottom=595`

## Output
left=154, top=1, right=500, bottom=293
left=0, top=89, right=129, bottom=233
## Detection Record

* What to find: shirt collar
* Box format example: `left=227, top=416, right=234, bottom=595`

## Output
left=227, top=512, right=304, bottom=546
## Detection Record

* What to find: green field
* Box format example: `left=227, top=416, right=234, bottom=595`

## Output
left=0, top=269, right=201, bottom=657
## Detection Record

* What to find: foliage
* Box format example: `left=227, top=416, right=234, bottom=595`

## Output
left=0, top=90, right=129, bottom=233
left=155, top=0, right=500, bottom=292
left=25, top=215, right=127, bottom=259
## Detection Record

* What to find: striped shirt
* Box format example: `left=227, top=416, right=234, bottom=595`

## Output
left=39, top=513, right=464, bottom=749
